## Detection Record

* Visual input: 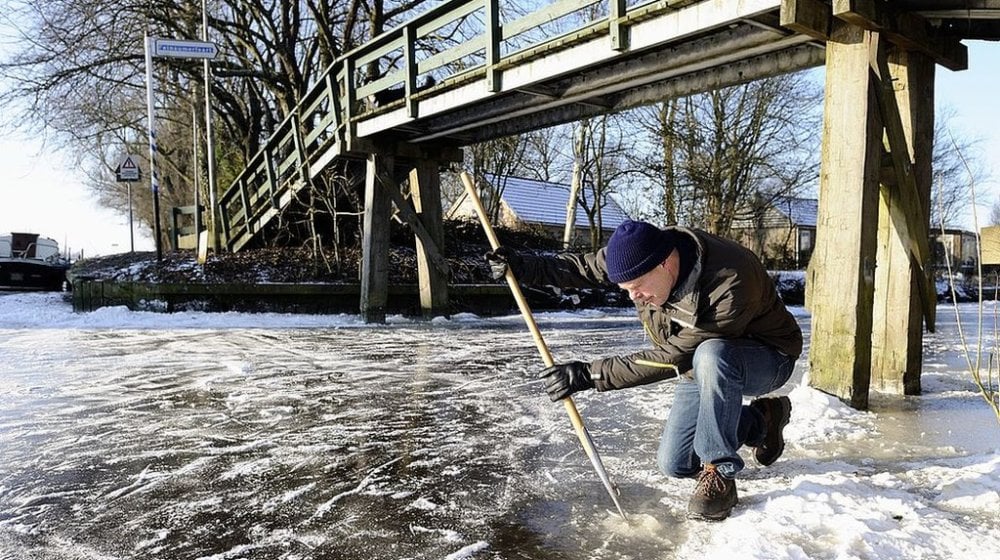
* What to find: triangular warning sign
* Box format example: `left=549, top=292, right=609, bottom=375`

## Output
left=116, top=154, right=141, bottom=182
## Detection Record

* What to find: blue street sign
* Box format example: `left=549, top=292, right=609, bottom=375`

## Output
left=152, top=38, right=218, bottom=60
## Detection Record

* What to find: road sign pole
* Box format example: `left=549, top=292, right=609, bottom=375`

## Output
left=144, top=33, right=163, bottom=260
left=128, top=182, right=135, bottom=253
left=203, top=0, right=220, bottom=252
left=192, top=107, right=201, bottom=243
left=144, top=33, right=219, bottom=256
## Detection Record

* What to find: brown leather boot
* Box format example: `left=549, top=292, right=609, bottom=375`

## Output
left=750, top=396, right=792, bottom=466
left=687, top=464, right=737, bottom=521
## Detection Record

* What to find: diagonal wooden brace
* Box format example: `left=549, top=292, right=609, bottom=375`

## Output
left=375, top=179, right=452, bottom=278
left=867, top=32, right=936, bottom=332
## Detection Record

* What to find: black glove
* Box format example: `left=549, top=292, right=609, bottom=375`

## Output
left=484, top=246, right=520, bottom=281
left=539, top=361, right=595, bottom=401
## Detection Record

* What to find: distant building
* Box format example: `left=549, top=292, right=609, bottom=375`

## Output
left=981, top=226, right=1000, bottom=266
left=447, top=174, right=630, bottom=247
left=933, top=228, right=978, bottom=273
left=732, top=195, right=981, bottom=275
left=732, top=196, right=817, bottom=270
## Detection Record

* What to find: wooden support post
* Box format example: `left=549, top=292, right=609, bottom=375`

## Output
left=361, top=152, right=393, bottom=323
left=376, top=170, right=451, bottom=275
left=780, top=0, right=832, bottom=41
left=610, top=0, right=627, bottom=51
left=410, top=162, right=449, bottom=317
left=404, top=25, right=418, bottom=118
left=325, top=71, right=341, bottom=128
left=239, top=181, right=253, bottom=235
left=291, top=113, right=310, bottom=186
left=809, top=22, right=882, bottom=409
left=265, top=140, right=280, bottom=209
left=870, top=43, right=936, bottom=330
left=872, top=46, right=934, bottom=395
left=832, top=0, right=967, bottom=71
left=343, top=58, right=357, bottom=152
left=219, top=202, right=232, bottom=250
left=486, top=0, right=501, bottom=92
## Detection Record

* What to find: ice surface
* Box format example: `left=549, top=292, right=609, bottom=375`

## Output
left=0, top=292, right=997, bottom=559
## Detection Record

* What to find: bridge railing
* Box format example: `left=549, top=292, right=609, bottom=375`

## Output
left=218, top=0, right=672, bottom=251
left=219, top=66, right=349, bottom=251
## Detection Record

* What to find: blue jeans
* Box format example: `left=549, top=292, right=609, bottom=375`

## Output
left=657, top=338, right=795, bottom=479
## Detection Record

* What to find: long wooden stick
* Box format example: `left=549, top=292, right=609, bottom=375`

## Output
left=460, top=171, right=626, bottom=519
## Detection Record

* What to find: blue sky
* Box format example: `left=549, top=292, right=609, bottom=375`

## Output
left=933, top=40, right=1000, bottom=227
left=0, top=41, right=998, bottom=257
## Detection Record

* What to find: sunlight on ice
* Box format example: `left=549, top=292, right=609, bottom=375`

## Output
left=599, top=511, right=668, bottom=542
left=442, top=541, right=489, bottom=560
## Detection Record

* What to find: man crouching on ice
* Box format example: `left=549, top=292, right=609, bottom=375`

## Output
left=486, top=219, right=802, bottom=521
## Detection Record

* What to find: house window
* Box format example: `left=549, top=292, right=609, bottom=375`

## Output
left=799, top=229, right=813, bottom=252
left=798, top=228, right=814, bottom=268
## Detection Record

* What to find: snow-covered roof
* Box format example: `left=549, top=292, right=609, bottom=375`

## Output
left=771, top=196, right=817, bottom=227
left=484, top=174, right=630, bottom=229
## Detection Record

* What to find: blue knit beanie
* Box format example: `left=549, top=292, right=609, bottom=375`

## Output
left=606, top=220, right=674, bottom=283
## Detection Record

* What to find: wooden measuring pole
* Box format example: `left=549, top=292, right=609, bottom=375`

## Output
left=459, top=171, right=626, bottom=519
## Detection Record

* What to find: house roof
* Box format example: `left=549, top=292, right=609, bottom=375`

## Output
left=771, top=196, right=818, bottom=227
left=484, top=174, right=630, bottom=229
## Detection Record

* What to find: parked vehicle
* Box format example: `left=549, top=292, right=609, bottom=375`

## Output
left=0, top=233, right=70, bottom=291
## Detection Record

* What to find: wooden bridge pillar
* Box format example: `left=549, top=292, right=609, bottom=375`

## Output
left=810, top=21, right=937, bottom=409
left=871, top=47, right=935, bottom=396
left=361, top=152, right=393, bottom=323
left=409, top=161, right=449, bottom=317
left=809, top=23, right=883, bottom=409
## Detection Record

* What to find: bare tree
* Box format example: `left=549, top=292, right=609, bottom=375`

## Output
left=0, top=0, right=434, bottom=252
left=626, top=100, right=680, bottom=225
left=625, top=72, right=823, bottom=236
left=518, top=126, right=566, bottom=183
left=573, top=115, right=633, bottom=249
left=464, top=135, right=530, bottom=224
left=932, top=108, right=987, bottom=229
left=990, top=199, right=1000, bottom=227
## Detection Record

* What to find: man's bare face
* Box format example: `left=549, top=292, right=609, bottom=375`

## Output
left=617, top=249, right=679, bottom=307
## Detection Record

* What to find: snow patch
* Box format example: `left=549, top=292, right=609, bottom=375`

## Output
left=443, top=541, right=489, bottom=560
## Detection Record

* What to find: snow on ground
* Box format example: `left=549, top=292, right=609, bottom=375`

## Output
left=0, top=292, right=998, bottom=560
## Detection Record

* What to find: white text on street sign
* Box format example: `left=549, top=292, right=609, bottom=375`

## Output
left=152, top=38, right=218, bottom=60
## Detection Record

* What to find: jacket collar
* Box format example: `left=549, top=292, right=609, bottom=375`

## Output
left=664, top=227, right=703, bottom=312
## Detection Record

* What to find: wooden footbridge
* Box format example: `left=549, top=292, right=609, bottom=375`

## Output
left=213, top=0, right=1000, bottom=408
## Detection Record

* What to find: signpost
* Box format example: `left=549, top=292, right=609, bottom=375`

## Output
left=144, top=34, right=219, bottom=260
left=115, top=154, right=141, bottom=253
left=202, top=0, right=221, bottom=253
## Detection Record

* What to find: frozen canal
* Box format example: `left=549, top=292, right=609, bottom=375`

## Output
left=0, top=293, right=998, bottom=559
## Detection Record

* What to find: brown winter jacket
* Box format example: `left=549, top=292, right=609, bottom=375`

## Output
left=512, top=227, right=803, bottom=391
